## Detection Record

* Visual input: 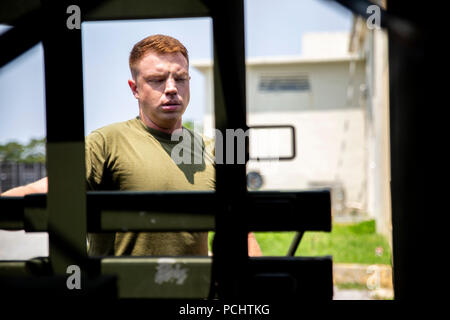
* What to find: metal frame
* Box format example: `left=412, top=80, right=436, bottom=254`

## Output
left=0, top=0, right=343, bottom=300
left=2, top=190, right=332, bottom=233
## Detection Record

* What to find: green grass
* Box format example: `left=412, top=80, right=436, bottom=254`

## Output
left=335, top=282, right=368, bottom=290
left=209, top=220, right=392, bottom=265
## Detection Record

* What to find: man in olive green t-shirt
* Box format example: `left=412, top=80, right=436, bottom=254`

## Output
left=1, top=34, right=262, bottom=257
left=85, top=116, right=215, bottom=256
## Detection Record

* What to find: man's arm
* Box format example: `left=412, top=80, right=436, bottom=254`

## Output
left=1, top=178, right=263, bottom=256
left=248, top=232, right=262, bottom=256
left=0, top=177, right=48, bottom=196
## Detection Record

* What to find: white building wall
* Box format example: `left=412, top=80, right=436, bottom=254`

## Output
left=196, top=57, right=369, bottom=219
left=203, top=109, right=367, bottom=218
left=366, top=29, right=392, bottom=237
left=246, top=110, right=366, bottom=196
left=348, top=15, right=392, bottom=237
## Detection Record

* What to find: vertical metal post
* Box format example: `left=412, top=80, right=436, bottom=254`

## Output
left=388, top=1, right=427, bottom=300
left=42, top=0, right=87, bottom=274
left=209, top=0, right=249, bottom=299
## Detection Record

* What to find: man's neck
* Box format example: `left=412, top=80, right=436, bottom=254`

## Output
left=139, top=111, right=182, bottom=134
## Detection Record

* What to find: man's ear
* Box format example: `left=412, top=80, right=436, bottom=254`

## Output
left=128, top=79, right=139, bottom=99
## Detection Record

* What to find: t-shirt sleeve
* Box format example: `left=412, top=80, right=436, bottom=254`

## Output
left=85, top=131, right=115, bottom=257
left=85, top=131, right=107, bottom=190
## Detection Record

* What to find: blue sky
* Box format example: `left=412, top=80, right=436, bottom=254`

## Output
left=0, top=0, right=352, bottom=144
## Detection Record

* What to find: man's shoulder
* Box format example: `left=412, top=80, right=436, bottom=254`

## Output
left=87, top=118, right=138, bottom=139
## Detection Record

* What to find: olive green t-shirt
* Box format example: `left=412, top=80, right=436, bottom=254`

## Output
left=85, top=117, right=215, bottom=256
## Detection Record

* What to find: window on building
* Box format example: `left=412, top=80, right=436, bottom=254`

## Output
left=259, top=75, right=310, bottom=92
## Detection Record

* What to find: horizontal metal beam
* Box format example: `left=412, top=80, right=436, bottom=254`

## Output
left=333, top=0, right=420, bottom=43
left=0, top=7, right=43, bottom=69
left=0, top=189, right=331, bottom=232
left=84, top=0, right=210, bottom=21
left=0, top=258, right=50, bottom=277
left=0, top=258, right=117, bottom=299
left=243, top=190, right=331, bottom=232
left=101, top=257, right=211, bottom=298
left=0, top=196, right=24, bottom=229
left=0, top=256, right=333, bottom=299
left=0, top=195, right=47, bottom=231
left=0, top=0, right=210, bottom=24
left=101, top=210, right=215, bottom=232
left=0, top=0, right=209, bottom=69
left=246, top=256, right=333, bottom=299
left=0, top=0, right=40, bottom=24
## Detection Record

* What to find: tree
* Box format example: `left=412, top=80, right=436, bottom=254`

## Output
left=0, top=138, right=46, bottom=163
left=0, top=142, right=24, bottom=162
left=23, top=138, right=46, bottom=163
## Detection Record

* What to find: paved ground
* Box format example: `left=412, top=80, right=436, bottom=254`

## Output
left=333, top=287, right=373, bottom=300
left=0, top=230, right=48, bottom=260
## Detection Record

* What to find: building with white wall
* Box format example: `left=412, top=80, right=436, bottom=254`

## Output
left=193, top=31, right=389, bottom=228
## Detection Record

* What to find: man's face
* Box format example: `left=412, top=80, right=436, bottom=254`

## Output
left=129, top=51, right=190, bottom=131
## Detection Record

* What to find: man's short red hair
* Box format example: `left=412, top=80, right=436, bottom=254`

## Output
left=129, top=34, right=189, bottom=78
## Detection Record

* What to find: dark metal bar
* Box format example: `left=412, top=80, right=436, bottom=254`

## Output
left=387, top=1, right=427, bottom=301
left=287, top=231, right=305, bottom=257
left=0, top=8, right=43, bottom=69
left=84, top=0, right=210, bottom=21
left=42, top=0, right=88, bottom=274
left=244, top=190, right=332, bottom=231
left=91, top=189, right=331, bottom=232
left=0, top=196, right=24, bottom=229
left=87, top=191, right=216, bottom=213
left=209, top=0, right=249, bottom=299
left=0, top=1, right=107, bottom=69
left=42, top=2, right=84, bottom=143
left=246, top=256, right=333, bottom=299
left=101, top=257, right=211, bottom=298
left=333, top=0, right=388, bottom=26
left=0, top=256, right=332, bottom=299
left=0, top=189, right=332, bottom=232
left=332, top=0, right=421, bottom=45
left=0, top=0, right=209, bottom=25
